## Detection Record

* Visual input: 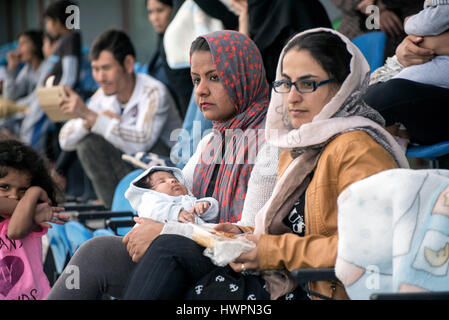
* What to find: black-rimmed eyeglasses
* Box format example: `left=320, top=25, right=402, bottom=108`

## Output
left=272, top=79, right=335, bottom=94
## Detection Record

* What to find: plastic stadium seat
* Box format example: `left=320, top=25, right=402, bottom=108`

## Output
left=406, top=140, right=449, bottom=168
left=45, top=169, right=144, bottom=281
left=78, top=45, right=99, bottom=99
left=352, top=31, right=387, bottom=73
left=134, top=62, right=149, bottom=74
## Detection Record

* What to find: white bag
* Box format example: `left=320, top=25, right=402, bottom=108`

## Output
left=163, top=0, right=225, bottom=69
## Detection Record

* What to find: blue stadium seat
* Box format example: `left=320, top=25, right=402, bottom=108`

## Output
left=134, top=62, right=149, bottom=74
left=352, top=31, right=387, bottom=73
left=78, top=45, right=98, bottom=99
left=46, top=169, right=143, bottom=279
left=406, top=140, right=449, bottom=168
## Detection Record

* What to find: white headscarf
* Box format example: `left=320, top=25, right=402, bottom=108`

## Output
left=265, top=27, right=409, bottom=168
left=255, top=28, right=409, bottom=299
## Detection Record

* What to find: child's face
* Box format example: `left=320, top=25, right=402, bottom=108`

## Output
left=42, top=37, right=56, bottom=59
left=146, top=171, right=188, bottom=197
left=0, top=168, right=31, bottom=200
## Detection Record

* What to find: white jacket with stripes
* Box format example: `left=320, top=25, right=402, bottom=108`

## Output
left=59, top=73, right=182, bottom=154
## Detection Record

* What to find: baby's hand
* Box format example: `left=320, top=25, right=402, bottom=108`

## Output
left=178, top=209, right=195, bottom=223
left=34, top=203, right=69, bottom=228
left=193, top=202, right=210, bottom=216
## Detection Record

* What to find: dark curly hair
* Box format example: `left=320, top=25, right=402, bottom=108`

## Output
left=0, top=140, right=58, bottom=204
left=90, top=29, right=136, bottom=67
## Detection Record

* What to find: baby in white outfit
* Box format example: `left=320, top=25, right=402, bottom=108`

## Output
left=125, top=166, right=219, bottom=224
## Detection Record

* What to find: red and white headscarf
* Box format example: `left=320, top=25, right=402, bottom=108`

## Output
left=192, top=30, right=269, bottom=223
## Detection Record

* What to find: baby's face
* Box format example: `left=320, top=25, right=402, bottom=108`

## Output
left=147, top=171, right=188, bottom=197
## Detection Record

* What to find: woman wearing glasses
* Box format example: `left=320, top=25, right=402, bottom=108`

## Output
left=121, top=28, right=409, bottom=300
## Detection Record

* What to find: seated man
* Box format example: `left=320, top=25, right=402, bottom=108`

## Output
left=58, top=29, right=182, bottom=208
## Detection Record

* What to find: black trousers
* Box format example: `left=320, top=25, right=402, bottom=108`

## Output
left=363, top=79, right=449, bottom=145
left=123, top=234, right=308, bottom=300
left=123, top=234, right=217, bottom=300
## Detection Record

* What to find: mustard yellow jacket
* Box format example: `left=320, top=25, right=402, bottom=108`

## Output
left=255, top=131, right=399, bottom=299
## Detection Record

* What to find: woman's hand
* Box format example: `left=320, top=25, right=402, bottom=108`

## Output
left=396, top=35, right=435, bottom=67
left=213, top=223, right=243, bottom=235
left=6, top=51, right=20, bottom=71
left=229, top=234, right=261, bottom=272
left=230, top=0, right=249, bottom=36
left=420, top=31, right=449, bottom=56
left=122, top=217, right=163, bottom=262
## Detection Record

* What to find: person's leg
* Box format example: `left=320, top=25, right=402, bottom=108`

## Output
left=364, top=79, right=449, bottom=145
left=46, top=236, right=135, bottom=300
left=76, top=133, right=135, bottom=208
left=123, top=234, right=216, bottom=300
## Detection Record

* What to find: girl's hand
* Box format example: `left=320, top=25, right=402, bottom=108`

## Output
left=213, top=223, right=242, bottom=235
left=193, top=202, right=210, bottom=216
left=229, top=234, right=261, bottom=272
left=26, top=186, right=50, bottom=204
left=34, top=203, right=68, bottom=228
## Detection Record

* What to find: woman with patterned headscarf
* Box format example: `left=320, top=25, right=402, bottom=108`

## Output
left=46, top=30, right=278, bottom=299
left=121, top=28, right=409, bottom=301
left=187, top=31, right=269, bottom=224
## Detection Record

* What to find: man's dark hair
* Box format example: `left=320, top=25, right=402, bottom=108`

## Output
left=90, top=29, right=136, bottom=67
left=44, top=0, right=77, bottom=25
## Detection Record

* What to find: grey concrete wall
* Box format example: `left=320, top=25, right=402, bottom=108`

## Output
left=0, top=0, right=158, bottom=64
left=0, top=0, right=341, bottom=64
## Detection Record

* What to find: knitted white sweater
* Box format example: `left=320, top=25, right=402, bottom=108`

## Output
left=182, top=132, right=279, bottom=226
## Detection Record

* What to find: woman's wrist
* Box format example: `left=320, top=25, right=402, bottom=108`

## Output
left=238, top=14, right=249, bottom=36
